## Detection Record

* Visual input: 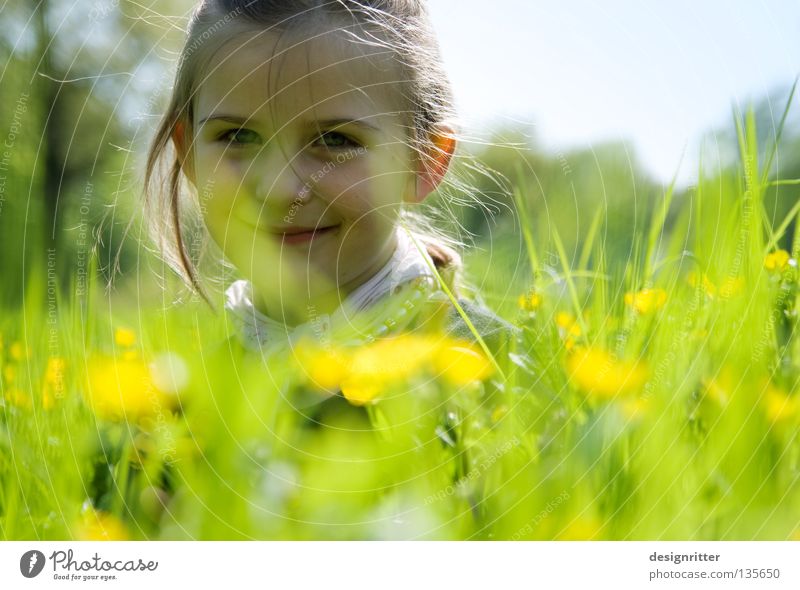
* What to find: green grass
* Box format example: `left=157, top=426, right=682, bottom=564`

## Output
left=2, top=100, right=800, bottom=540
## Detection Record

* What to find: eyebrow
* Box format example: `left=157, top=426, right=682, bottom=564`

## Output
left=197, top=114, right=381, bottom=133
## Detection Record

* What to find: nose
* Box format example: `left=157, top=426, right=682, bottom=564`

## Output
left=252, top=144, right=312, bottom=215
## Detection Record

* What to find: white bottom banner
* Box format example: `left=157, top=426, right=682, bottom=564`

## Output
left=1, top=541, right=797, bottom=589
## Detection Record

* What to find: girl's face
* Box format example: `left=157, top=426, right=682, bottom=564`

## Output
left=188, top=30, right=421, bottom=324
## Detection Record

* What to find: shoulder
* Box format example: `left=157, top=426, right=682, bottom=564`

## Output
left=441, top=295, right=521, bottom=358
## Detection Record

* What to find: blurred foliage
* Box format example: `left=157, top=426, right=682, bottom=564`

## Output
left=0, top=0, right=195, bottom=305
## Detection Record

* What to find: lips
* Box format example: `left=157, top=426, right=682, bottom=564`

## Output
left=270, top=224, right=340, bottom=245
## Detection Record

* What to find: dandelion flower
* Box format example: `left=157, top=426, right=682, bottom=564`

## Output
left=339, top=374, right=384, bottom=406
left=701, top=367, right=737, bottom=406
left=42, top=357, right=67, bottom=406
left=44, top=356, right=66, bottom=385
left=4, top=386, right=31, bottom=410
left=338, top=334, right=438, bottom=406
left=434, top=341, right=494, bottom=385
left=293, top=339, right=352, bottom=392
left=764, top=249, right=792, bottom=273
left=85, top=355, right=173, bottom=423
left=41, top=357, right=66, bottom=411
left=9, top=341, right=28, bottom=361
left=762, top=384, right=798, bottom=424
left=555, top=311, right=581, bottom=336
left=75, top=508, right=129, bottom=541
left=555, top=311, right=583, bottom=351
left=114, top=327, right=137, bottom=348
left=687, top=271, right=717, bottom=298
left=518, top=290, right=542, bottom=312
left=566, top=346, right=647, bottom=400
left=718, top=276, right=744, bottom=299
left=557, top=516, right=603, bottom=540
left=624, top=288, right=667, bottom=315
left=322, top=334, right=485, bottom=406
left=41, top=391, right=55, bottom=411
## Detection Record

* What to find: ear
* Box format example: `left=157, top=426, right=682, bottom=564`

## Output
left=405, top=124, right=457, bottom=204
left=172, top=120, right=196, bottom=188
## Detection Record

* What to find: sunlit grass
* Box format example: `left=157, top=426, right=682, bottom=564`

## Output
left=2, top=99, right=800, bottom=540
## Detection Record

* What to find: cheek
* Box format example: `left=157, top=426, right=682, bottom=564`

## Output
left=194, top=146, right=245, bottom=197
left=201, top=196, right=230, bottom=243
left=194, top=164, right=244, bottom=228
left=322, top=162, right=409, bottom=218
left=200, top=189, right=259, bottom=258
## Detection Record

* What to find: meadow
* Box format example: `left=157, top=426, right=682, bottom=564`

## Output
left=2, top=88, right=800, bottom=541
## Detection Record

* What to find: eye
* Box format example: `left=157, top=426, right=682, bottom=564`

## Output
left=217, top=128, right=260, bottom=147
left=314, top=131, right=361, bottom=150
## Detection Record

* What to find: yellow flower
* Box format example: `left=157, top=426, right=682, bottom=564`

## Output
left=624, top=288, right=667, bottom=315
left=114, top=327, right=136, bottom=348
left=687, top=271, right=744, bottom=299
left=556, top=311, right=581, bottom=334
left=762, top=384, right=798, bottom=424
left=556, top=311, right=583, bottom=351
left=42, top=390, right=55, bottom=411
left=305, top=333, right=494, bottom=406
left=687, top=271, right=717, bottom=297
left=3, top=364, right=16, bottom=382
left=764, top=249, right=792, bottom=273
left=4, top=386, right=31, bottom=410
left=701, top=367, right=737, bottom=406
left=339, top=334, right=440, bottom=406
left=339, top=375, right=384, bottom=406
left=434, top=341, right=494, bottom=385
left=42, top=357, right=67, bottom=406
left=44, top=357, right=66, bottom=384
left=85, top=355, right=173, bottom=423
left=557, top=516, right=603, bottom=540
left=518, top=290, right=542, bottom=312
left=293, top=339, right=352, bottom=392
left=364, top=335, right=438, bottom=377
left=75, top=508, right=129, bottom=541
left=121, top=349, right=139, bottom=361
left=566, top=346, right=647, bottom=400
left=9, top=341, right=28, bottom=361
left=718, top=276, right=744, bottom=299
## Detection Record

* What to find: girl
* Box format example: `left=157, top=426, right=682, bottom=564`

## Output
left=142, top=0, right=520, bottom=422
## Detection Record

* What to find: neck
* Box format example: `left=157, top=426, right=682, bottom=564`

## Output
left=250, top=285, right=340, bottom=328
left=249, top=231, right=400, bottom=328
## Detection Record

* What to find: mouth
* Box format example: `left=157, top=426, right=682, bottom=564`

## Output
left=270, top=224, right=340, bottom=245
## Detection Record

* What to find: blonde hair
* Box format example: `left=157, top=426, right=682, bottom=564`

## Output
left=141, top=0, right=478, bottom=305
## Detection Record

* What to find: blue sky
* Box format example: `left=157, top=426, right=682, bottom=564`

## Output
left=427, top=0, right=799, bottom=184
